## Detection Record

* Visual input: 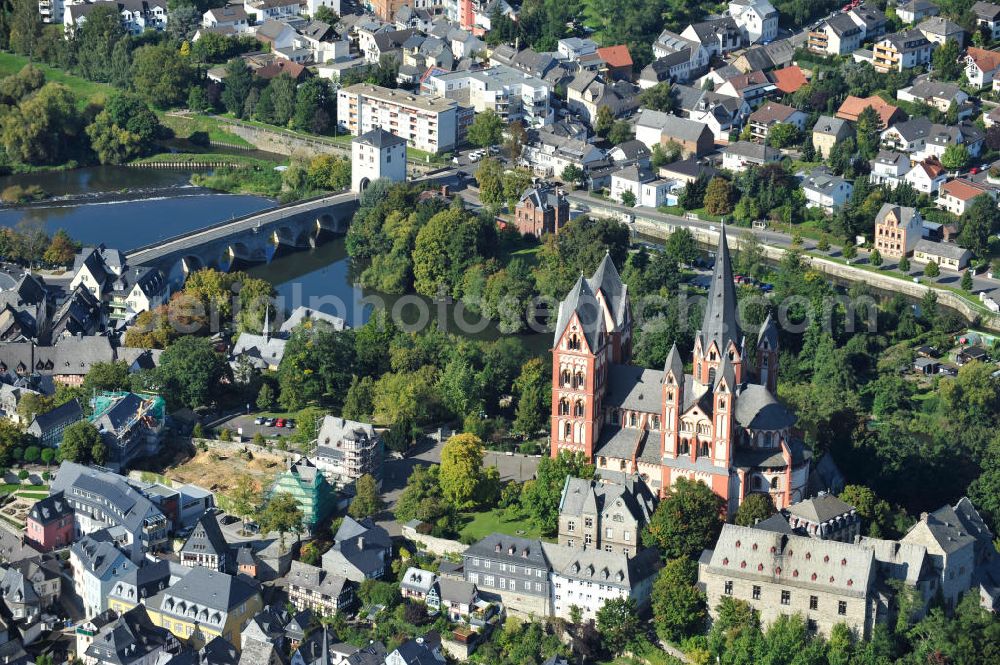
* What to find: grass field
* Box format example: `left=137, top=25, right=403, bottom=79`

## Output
left=159, top=113, right=254, bottom=148
left=134, top=152, right=276, bottom=166
left=0, top=52, right=112, bottom=106
left=458, top=509, right=542, bottom=542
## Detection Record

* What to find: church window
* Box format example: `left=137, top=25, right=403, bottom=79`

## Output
left=766, top=432, right=774, bottom=447
left=562, top=370, right=571, bottom=386
left=574, top=372, right=585, bottom=389
left=762, top=355, right=769, bottom=368
left=770, top=477, right=780, bottom=490
left=564, top=422, right=572, bottom=440
left=679, top=439, right=690, bottom=454
left=629, top=413, right=637, bottom=427
left=652, top=416, right=660, bottom=430
left=574, top=401, right=585, bottom=417
left=752, top=476, right=763, bottom=491
left=559, top=399, right=570, bottom=416
left=709, top=368, right=716, bottom=385
left=718, top=398, right=726, bottom=409
left=667, top=390, right=674, bottom=401
left=698, top=441, right=710, bottom=457
left=568, top=334, right=580, bottom=351
left=710, top=351, right=717, bottom=361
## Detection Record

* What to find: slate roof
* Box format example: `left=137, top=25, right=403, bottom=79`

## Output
left=180, top=512, right=230, bottom=561
left=462, top=533, right=548, bottom=568
left=903, top=503, right=977, bottom=554
left=723, top=140, right=779, bottom=161
left=27, top=489, right=72, bottom=526
left=436, top=577, right=476, bottom=605
left=558, top=476, right=657, bottom=525
left=84, top=606, right=175, bottom=665
left=151, top=567, right=259, bottom=619
left=326, top=517, right=392, bottom=577
left=543, top=543, right=661, bottom=589
left=29, top=398, right=82, bottom=435
left=354, top=127, right=407, bottom=149
left=785, top=494, right=855, bottom=524
left=400, top=567, right=437, bottom=595
left=974, top=1, right=1000, bottom=20
left=592, top=426, right=645, bottom=461
left=552, top=274, right=602, bottom=350
left=51, top=462, right=165, bottom=536
left=280, top=306, right=348, bottom=333
left=604, top=364, right=664, bottom=412
left=699, top=227, right=742, bottom=355
left=286, top=560, right=350, bottom=598
left=71, top=533, right=129, bottom=580
left=914, top=239, right=969, bottom=261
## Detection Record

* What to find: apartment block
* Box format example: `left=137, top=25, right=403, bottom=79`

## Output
left=337, top=83, right=465, bottom=154
left=422, top=65, right=552, bottom=128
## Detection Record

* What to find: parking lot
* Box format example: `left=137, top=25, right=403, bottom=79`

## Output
left=214, top=413, right=300, bottom=440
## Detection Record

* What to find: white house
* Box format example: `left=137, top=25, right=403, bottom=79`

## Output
left=905, top=159, right=948, bottom=195
left=351, top=127, right=407, bottom=193
left=936, top=179, right=997, bottom=216
left=729, top=0, right=779, bottom=44
left=244, top=0, right=302, bottom=22
left=544, top=545, right=660, bottom=622
left=202, top=5, right=251, bottom=33
left=965, top=47, right=1000, bottom=89
left=801, top=169, right=853, bottom=213
left=609, top=166, right=677, bottom=208
left=869, top=150, right=911, bottom=189
left=70, top=534, right=134, bottom=619
left=721, top=140, right=780, bottom=172
left=974, top=1, right=1000, bottom=40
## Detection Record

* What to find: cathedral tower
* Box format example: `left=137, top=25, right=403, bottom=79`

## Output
left=693, top=227, right=744, bottom=387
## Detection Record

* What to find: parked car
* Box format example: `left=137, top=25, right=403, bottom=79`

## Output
left=276, top=418, right=286, bottom=428
left=254, top=417, right=264, bottom=425
left=265, top=418, right=276, bottom=427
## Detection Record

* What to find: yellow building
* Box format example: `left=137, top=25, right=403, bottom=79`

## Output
left=109, top=566, right=262, bottom=650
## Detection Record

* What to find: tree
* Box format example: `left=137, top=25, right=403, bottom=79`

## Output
left=594, top=105, right=614, bottom=137
left=308, top=155, right=351, bottom=190
left=43, top=229, right=79, bottom=266
left=221, top=58, right=254, bottom=118
left=256, top=383, right=274, bottom=411
left=607, top=120, right=634, bottom=145
left=73, top=4, right=124, bottom=82
left=843, top=242, right=857, bottom=260
left=932, top=38, right=962, bottom=80
left=9, top=0, right=42, bottom=57
left=620, top=189, right=636, bottom=207
left=474, top=156, right=505, bottom=208
left=292, top=78, right=334, bottom=134
left=941, top=143, right=970, bottom=170
left=651, top=558, right=707, bottom=643
left=595, top=597, right=640, bottom=657
left=468, top=109, right=504, bottom=148
left=40, top=448, right=54, bottom=466
left=86, top=92, right=161, bottom=164
left=959, top=194, right=1000, bottom=257
left=513, top=358, right=549, bottom=436
left=925, top=260, right=940, bottom=278
left=664, top=227, right=699, bottom=265
left=734, top=492, right=776, bottom=527
left=840, top=485, right=893, bottom=538
left=561, top=164, right=583, bottom=189
left=643, top=477, right=724, bottom=559
left=521, top=451, right=594, bottom=534
left=228, top=475, right=261, bottom=533
left=314, top=6, right=338, bottom=22
left=639, top=82, right=674, bottom=112
left=2, top=83, right=83, bottom=166
left=854, top=106, right=882, bottom=160
left=766, top=123, right=799, bottom=148
left=898, top=254, right=910, bottom=272
left=82, top=361, right=131, bottom=396
left=704, top=177, right=734, bottom=216
left=167, top=5, right=201, bottom=41
left=349, top=474, right=383, bottom=519
left=59, top=421, right=105, bottom=465
left=259, top=492, right=303, bottom=551
left=870, top=248, right=882, bottom=267
left=439, top=433, right=485, bottom=510
left=962, top=269, right=974, bottom=291
left=130, top=43, right=193, bottom=108
left=155, top=336, right=230, bottom=409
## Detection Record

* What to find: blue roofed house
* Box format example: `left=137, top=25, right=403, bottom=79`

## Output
left=321, top=517, right=392, bottom=582
left=27, top=398, right=83, bottom=448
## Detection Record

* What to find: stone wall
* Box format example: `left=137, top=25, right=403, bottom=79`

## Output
left=400, top=523, right=465, bottom=557
left=580, top=202, right=1000, bottom=333
left=191, top=437, right=300, bottom=464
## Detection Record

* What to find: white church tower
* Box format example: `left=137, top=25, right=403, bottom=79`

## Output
left=351, top=128, right=407, bottom=193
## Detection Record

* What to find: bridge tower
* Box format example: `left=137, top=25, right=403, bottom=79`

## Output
left=351, top=128, right=407, bottom=193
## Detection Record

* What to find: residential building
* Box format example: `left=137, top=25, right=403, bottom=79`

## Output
left=549, top=233, right=808, bottom=513
left=769, top=66, right=808, bottom=94
left=897, top=80, right=969, bottom=113
left=848, top=6, right=888, bottom=39
left=69, top=245, right=126, bottom=300
left=748, top=102, right=807, bottom=143
left=385, top=635, right=445, bottom=665
left=26, top=398, right=82, bottom=449
left=558, top=37, right=598, bottom=61
left=633, top=110, right=715, bottom=157
left=106, top=559, right=171, bottom=613
left=937, top=179, right=996, bottom=216
left=70, top=532, right=134, bottom=619
left=423, top=65, right=551, bottom=127
left=965, top=47, right=1000, bottom=88
left=513, top=186, right=570, bottom=237
left=202, top=6, right=251, bottom=33
left=566, top=72, right=639, bottom=125
left=337, top=83, right=463, bottom=154
left=81, top=606, right=181, bottom=665
left=729, top=0, right=779, bottom=44
left=715, top=70, right=774, bottom=108
left=313, top=416, right=384, bottom=488
left=521, top=130, right=606, bottom=178
left=107, top=267, right=168, bottom=324
left=974, top=1, right=1000, bottom=40
left=801, top=168, right=853, bottom=212
left=231, top=327, right=287, bottom=372
left=180, top=513, right=232, bottom=573
left=400, top=567, right=437, bottom=602
left=291, top=630, right=385, bottom=665
left=808, top=14, right=864, bottom=56
left=905, top=158, right=947, bottom=194
left=244, top=0, right=301, bottom=22
left=873, top=29, right=933, bottom=73
left=721, top=141, right=780, bottom=172
left=90, top=391, right=166, bottom=471
left=917, top=16, right=965, bottom=46
left=63, top=0, right=167, bottom=35
left=609, top=166, right=679, bottom=209
left=874, top=203, right=923, bottom=258
left=671, top=85, right=750, bottom=141
left=896, top=0, right=940, bottom=24
left=912, top=239, right=972, bottom=270
left=462, top=534, right=551, bottom=616
left=49, top=462, right=171, bottom=561
left=428, top=578, right=478, bottom=622
left=545, top=545, right=661, bottom=621
left=25, top=491, right=74, bottom=552
left=699, top=524, right=877, bottom=637
left=557, top=476, right=657, bottom=556
left=286, top=560, right=354, bottom=615
left=268, top=459, right=336, bottom=531
left=647, top=31, right=710, bottom=84
left=919, top=122, right=984, bottom=162
left=812, top=116, right=854, bottom=159
left=836, top=95, right=902, bottom=128
left=900, top=502, right=978, bottom=609
left=350, top=127, right=408, bottom=195
left=881, top=116, right=933, bottom=152
left=321, top=517, right=392, bottom=582
left=681, top=18, right=744, bottom=58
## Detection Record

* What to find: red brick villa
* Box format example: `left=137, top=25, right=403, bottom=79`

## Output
left=549, top=228, right=810, bottom=515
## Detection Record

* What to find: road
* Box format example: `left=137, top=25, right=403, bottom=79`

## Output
left=442, top=159, right=1000, bottom=303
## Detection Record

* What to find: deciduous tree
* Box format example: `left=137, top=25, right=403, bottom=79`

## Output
left=643, top=477, right=724, bottom=559
left=651, top=558, right=707, bottom=642
left=349, top=474, right=383, bottom=519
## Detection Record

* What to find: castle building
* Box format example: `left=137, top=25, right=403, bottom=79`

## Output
left=549, top=228, right=810, bottom=515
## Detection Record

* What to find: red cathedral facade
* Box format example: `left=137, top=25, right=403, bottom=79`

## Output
left=550, top=228, right=810, bottom=515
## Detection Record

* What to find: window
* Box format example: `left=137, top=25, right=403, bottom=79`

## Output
left=585, top=534, right=593, bottom=544
left=771, top=477, right=780, bottom=490
left=752, top=585, right=760, bottom=600
left=499, top=578, right=506, bottom=589
left=807, top=619, right=817, bottom=632
left=724, top=581, right=733, bottom=595
left=781, top=590, right=790, bottom=605
left=564, top=422, right=572, bottom=439
left=585, top=517, right=593, bottom=528
left=559, top=399, right=569, bottom=416
left=567, top=521, right=575, bottom=532
left=606, top=528, right=613, bottom=538
left=809, top=596, right=818, bottom=610
left=838, top=601, right=847, bottom=616
left=575, top=401, right=585, bottom=417
left=629, top=412, right=637, bottom=427
left=484, top=561, right=490, bottom=569
left=624, top=531, right=630, bottom=541
left=484, top=575, right=494, bottom=586
left=535, top=583, right=542, bottom=591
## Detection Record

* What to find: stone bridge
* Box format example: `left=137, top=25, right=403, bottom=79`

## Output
left=125, top=191, right=360, bottom=282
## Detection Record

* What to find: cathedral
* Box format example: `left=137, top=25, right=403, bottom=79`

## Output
left=549, top=227, right=810, bottom=515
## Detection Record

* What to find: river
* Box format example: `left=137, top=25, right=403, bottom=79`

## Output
left=0, top=167, right=552, bottom=351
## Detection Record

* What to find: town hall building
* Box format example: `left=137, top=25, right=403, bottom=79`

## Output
left=549, top=228, right=810, bottom=515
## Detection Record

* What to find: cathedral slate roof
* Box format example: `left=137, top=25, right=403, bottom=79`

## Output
left=552, top=275, right=603, bottom=350
left=699, top=227, right=743, bottom=354
left=604, top=365, right=664, bottom=412
left=733, top=384, right=796, bottom=430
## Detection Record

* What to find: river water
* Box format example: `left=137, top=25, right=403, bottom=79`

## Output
left=0, top=167, right=551, bottom=350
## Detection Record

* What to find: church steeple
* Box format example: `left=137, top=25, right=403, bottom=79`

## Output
left=693, top=226, right=745, bottom=385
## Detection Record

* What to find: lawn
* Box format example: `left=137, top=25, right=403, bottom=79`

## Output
left=459, top=509, right=542, bottom=542
left=160, top=113, right=254, bottom=148
left=0, top=52, right=112, bottom=106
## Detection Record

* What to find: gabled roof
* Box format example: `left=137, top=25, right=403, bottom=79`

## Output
left=940, top=178, right=991, bottom=202
left=769, top=66, right=807, bottom=94
left=966, top=46, right=1000, bottom=72
left=597, top=45, right=633, bottom=69
left=836, top=95, right=900, bottom=126
left=698, top=226, right=742, bottom=355
left=552, top=274, right=602, bottom=350
left=974, top=1, right=1000, bottom=21
left=785, top=494, right=855, bottom=524
left=28, top=490, right=73, bottom=525
left=181, top=512, right=230, bottom=560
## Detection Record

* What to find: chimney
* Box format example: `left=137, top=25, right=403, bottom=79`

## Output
left=358, top=536, right=365, bottom=550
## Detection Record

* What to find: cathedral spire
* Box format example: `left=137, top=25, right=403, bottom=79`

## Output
left=700, top=225, right=742, bottom=354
